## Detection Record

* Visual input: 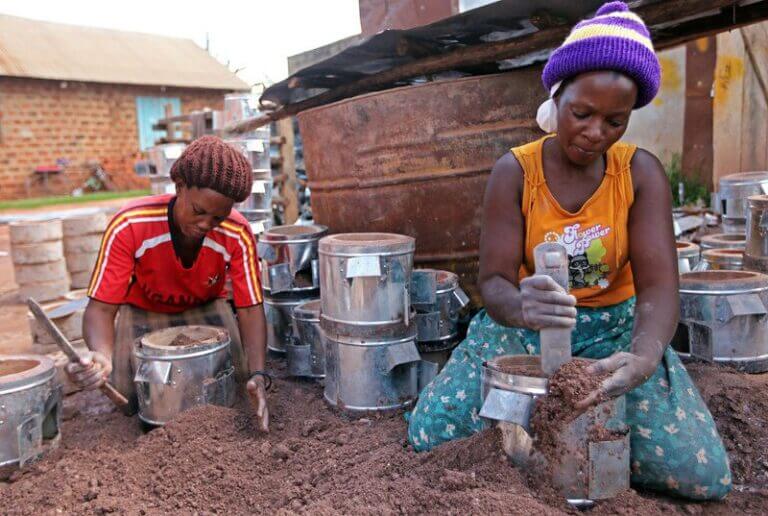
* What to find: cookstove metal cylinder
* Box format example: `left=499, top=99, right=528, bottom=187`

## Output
left=479, top=355, right=629, bottom=505
left=319, top=233, right=415, bottom=329
left=411, top=269, right=470, bottom=369
left=0, top=355, right=61, bottom=478
left=700, top=233, right=746, bottom=251
left=679, top=270, right=768, bottom=372
left=132, top=326, right=236, bottom=426
left=745, top=195, right=768, bottom=273
left=288, top=299, right=325, bottom=378
left=694, top=248, right=743, bottom=271
left=676, top=241, right=700, bottom=274
left=323, top=324, right=424, bottom=411
left=258, top=224, right=328, bottom=295
left=717, top=171, right=768, bottom=229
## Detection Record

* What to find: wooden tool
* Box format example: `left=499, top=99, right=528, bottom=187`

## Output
left=533, top=242, right=573, bottom=376
left=28, top=298, right=129, bottom=409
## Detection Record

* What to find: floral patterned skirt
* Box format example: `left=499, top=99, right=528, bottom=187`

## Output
left=406, top=297, right=732, bottom=500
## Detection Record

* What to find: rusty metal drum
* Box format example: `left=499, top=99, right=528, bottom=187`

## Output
left=297, top=69, right=546, bottom=305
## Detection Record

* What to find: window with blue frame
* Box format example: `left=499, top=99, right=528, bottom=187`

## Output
left=135, top=96, right=181, bottom=150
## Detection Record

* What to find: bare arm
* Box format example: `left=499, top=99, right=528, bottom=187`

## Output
left=83, top=298, right=120, bottom=359
left=580, top=149, right=678, bottom=405
left=235, top=304, right=268, bottom=374
left=237, top=304, right=269, bottom=432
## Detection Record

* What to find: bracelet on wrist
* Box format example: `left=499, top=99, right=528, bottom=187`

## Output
left=249, top=370, right=273, bottom=391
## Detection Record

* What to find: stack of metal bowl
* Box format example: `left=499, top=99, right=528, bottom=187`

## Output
left=223, top=93, right=273, bottom=236
left=319, top=233, right=431, bottom=412
left=258, top=225, right=327, bottom=355
left=717, top=171, right=768, bottom=234
left=411, top=269, right=470, bottom=370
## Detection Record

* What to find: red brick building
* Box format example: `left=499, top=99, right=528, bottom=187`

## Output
left=0, top=14, right=249, bottom=199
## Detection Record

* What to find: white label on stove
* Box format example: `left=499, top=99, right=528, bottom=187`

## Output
left=246, top=139, right=264, bottom=152
left=346, top=256, right=381, bottom=278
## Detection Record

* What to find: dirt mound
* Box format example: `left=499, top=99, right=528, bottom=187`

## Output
left=0, top=359, right=765, bottom=514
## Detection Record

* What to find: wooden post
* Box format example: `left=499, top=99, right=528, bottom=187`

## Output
left=682, top=37, right=716, bottom=190
left=276, top=118, right=299, bottom=224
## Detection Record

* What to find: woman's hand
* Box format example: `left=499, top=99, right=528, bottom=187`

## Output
left=576, top=350, right=660, bottom=410
left=64, top=351, right=112, bottom=391
left=520, top=275, right=577, bottom=330
left=246, top=375, right=270, bottom=433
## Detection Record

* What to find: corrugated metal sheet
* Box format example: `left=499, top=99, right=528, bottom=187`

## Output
left=0, top=14, right=249, bottom=91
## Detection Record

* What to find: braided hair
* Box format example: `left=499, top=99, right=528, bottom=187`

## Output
left=169, top=135, right=253, bottom=203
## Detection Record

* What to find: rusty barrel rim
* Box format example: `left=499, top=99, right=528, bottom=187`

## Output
left=319, top=232, right=416, bottom=256
left=680, top=270, right=768, bottom=294
left=260, top=224, right=328, bottom=244
left=0, top=354, right=56, bottom=395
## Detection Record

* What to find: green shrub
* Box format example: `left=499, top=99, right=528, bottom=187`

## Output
left=665, top=153, right=710, bottom=208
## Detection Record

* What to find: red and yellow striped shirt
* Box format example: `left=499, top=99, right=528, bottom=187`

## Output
left=87, top=194, right=262, bottom=313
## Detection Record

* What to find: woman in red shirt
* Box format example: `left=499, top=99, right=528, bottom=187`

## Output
left=66, top=136, right=269, bottom=431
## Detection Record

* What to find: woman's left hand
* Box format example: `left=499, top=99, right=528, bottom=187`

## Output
left=246, top=376, right=270, bottom=433
left=575, top=351, right=660, bottom=410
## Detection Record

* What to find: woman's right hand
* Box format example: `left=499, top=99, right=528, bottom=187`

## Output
left=65, top=351, right=113, bottom=391
left=520, top=275, right=577, bottom=330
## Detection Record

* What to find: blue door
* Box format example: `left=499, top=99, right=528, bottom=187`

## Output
left=135, top=96, right=181, bottom=150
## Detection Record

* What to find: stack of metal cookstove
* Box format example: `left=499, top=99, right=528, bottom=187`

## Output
left=222, top=93, right=273, bottom=236
left=411, top=269, right=469, bottom=369
left=319, top=233, right=436, bottom=412
left=258, top=225, right=327, bottom=356
left=672, top=172, right=768, bottom=372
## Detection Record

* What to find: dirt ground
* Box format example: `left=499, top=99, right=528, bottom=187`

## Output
left=0, top=358, right=766, bottom=515
left=1, top=202, right=767, bottom=514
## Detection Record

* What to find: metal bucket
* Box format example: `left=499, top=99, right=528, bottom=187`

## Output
left=319, top=233, right=415, bottom=328
left=237, top=170, right=273, bottom=212
left=694, top=248, right=744, bottom=271
left=411, top=269, right=470, bottom=344
left=0, top=355, right=61, bottom=478
left=717, top=171, right=768, bottom=226
left=479, top=355, right=629, bottom=504
left=265, top=291, right=319, bottom=353
left=745, top=194, right=768, bottom=273
left=288, top=299, right=325, bottom=378
left=679, top=270, right=768, bottom=372
left=676, top=241, right=700, bottom=273
left=324, top=326, right=426, bottom=412
left=132, top=326, right=235, bottom=426
left=258, top=224, right=328, bottom=294
left=700, top=233, right=746, bottom=251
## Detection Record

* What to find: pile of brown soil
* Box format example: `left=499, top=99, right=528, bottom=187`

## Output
left=529, top=359, right=609, bottom=460
left=0, top=360, right=766, bottom=514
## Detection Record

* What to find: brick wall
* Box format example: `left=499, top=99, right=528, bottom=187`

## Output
left=0, top=77, right=227, bottom=199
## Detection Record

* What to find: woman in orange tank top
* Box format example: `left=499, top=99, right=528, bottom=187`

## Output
left=408, top=1, right=731, bottom=501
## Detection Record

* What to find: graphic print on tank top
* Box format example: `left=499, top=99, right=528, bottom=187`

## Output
left=545, top=223, right=612, bottom=290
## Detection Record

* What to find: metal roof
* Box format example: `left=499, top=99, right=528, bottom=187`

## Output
left=260, top=0, right=768, bottom=109
left=0, top=14, right=249, bottom=91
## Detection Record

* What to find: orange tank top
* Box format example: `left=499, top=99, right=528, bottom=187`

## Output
left=513, top=135, right=636, bottom=307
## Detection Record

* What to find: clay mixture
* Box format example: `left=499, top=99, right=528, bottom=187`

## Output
left=1, top=360, right=767, bottom=515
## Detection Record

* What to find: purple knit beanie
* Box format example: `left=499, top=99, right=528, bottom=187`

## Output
left=541, top=1, right=661, bottom=108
